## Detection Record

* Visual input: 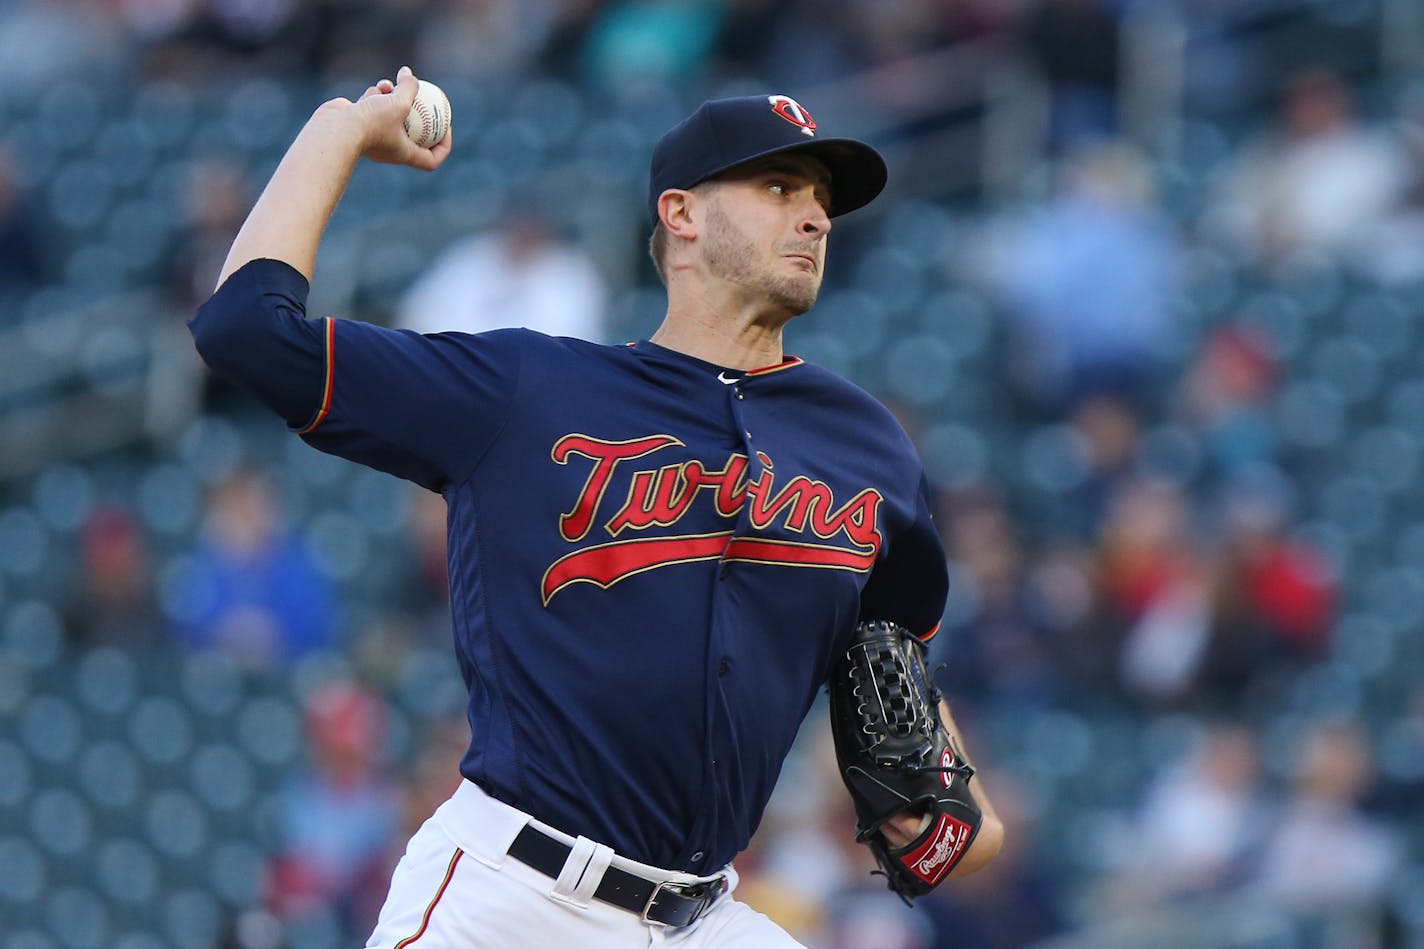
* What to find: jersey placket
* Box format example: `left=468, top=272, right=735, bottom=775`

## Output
left=680, top=377, right=759, bottom=872
left=720, top=378, right=759, bottom=575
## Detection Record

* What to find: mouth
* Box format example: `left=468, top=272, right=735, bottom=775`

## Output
left=785, top=253, right=817, bottom=271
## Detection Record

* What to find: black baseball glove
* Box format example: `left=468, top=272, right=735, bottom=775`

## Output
left=827, top=620, right=982, bottom=901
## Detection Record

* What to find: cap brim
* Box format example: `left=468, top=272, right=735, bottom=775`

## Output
left=696, top=137, right=888, bottom=218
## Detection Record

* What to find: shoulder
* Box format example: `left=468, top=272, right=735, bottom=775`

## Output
left=419, top=327, right=634, bottom=369
left=789, top=360, right=909, bottom=429
left=781, top=360, right=923, bottom=463
left=416, top=326, right=599, bottom=351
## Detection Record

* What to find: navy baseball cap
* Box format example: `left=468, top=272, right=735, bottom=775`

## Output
left=647, top=94, right=887, bottom=226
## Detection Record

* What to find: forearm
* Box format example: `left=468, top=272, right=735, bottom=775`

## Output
left=939, top=699, right=1004, bottom=878
left=217, top=103, right=365, bottom=288
left=215, top=68, right=449, bottom=289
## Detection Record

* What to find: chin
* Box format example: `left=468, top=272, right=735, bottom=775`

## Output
left=771, top=286, right=819, bottom=316
left=759, top=269, right=821, bottom=316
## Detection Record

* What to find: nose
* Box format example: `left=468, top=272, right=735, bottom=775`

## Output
left=799, top=199, right=831, bottom=237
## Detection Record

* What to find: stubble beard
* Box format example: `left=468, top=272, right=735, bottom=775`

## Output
left=703, top=202, right=821, bottom=316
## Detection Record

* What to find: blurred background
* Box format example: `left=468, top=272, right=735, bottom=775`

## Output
left=2, top=0, right=1423, bottom=947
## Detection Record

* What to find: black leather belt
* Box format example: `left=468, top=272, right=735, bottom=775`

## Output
left=507, top=824, right=728, bottom=927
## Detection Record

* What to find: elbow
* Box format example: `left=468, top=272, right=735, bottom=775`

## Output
left=187, top=311, right=217, bottom=367
left=187, top=263, right=277, bottom=366
left=188, top=295, right=236, bottom=368
left=188, top=279, right=279, bottom=371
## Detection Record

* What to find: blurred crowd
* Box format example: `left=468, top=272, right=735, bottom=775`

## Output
left=3, top=1, right=1424, bottom=948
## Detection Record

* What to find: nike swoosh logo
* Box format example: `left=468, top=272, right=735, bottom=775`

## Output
left=717, top=372, right=741, bottom=385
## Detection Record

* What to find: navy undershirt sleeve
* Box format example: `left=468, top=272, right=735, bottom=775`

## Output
left=858, top=473, right=950, bottom=639
left=188, top=258, right=326, bottom=426
left=188, top=257, right=524, bottom=493
left=299, top=320, right=523, bottom=492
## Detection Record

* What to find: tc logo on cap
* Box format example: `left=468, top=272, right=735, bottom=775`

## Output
left=768, top=95, right=816, bottom=137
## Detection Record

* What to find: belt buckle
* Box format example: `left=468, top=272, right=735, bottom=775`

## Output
left=641, top=876, right=727, bottom=927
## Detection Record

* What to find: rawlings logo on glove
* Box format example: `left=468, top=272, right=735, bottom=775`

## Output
left=827, top=620, right=982, bottom=901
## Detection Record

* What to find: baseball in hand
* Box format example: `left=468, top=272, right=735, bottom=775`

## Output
left=405, top=79, right=451, bottom=148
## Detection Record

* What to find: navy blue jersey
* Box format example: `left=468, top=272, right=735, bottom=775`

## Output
left=191, top=259, right=949, bottom=875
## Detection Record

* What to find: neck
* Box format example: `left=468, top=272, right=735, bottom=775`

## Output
left=651, top=284, right=791, bottom=370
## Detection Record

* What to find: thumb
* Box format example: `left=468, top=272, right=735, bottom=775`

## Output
left=393, top=65, right=419, bottom=107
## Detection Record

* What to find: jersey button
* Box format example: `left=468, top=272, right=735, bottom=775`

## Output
left=718, top=659, right=730, bottom=676
left=735, top=388, right=744, bottom=400
left=691, top=851, right=705, bottom=862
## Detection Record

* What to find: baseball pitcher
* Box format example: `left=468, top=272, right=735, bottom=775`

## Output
left=189, top=67, right=1003, bottom=947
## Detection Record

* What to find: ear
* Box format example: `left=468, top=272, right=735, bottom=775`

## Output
left=658, top=190, right=698, bottom=240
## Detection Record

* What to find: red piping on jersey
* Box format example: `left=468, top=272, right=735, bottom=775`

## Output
left=625, top=341, right=804, bottom=376
left=393, top=848, right=462, bottom=947
left=746, top=356, right=803, bottom=376
left=919, top=621, right=942, bottom=643
left=297, top=317, right=336, bottom=435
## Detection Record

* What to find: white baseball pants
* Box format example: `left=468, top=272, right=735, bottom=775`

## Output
left=364, top=779, right=806, bottom=948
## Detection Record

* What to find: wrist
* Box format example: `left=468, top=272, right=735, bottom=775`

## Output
left=306, top=99, right=368, bottom=158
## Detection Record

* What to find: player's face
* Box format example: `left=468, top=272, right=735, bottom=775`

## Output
left=699, top=156, right=833, bottom=316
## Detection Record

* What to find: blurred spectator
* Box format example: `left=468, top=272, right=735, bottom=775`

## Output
left=0, top=145, right=49, bottom=317
left=709, top=0, right=785, bottom=79
left=115, top=0, right=200, bottom=54
left=989, top=142, right=1181, bottom=417
left=267, top=680, right=401, bottom=941
left=1375, top=685, right=1424, bottom=820
left=138, top=0, right=314, bottom=77
left=850, top=0, right=955, bottom=64
left=1200, top=469, right=1336, bottom=700
left=414, top=0, right=555, bottom=82
left=735, top=727, right=860, bottom=946
left=535, top=0, right=604, bottom=82
left=1018, top=0, right=1122, bottom=150
left=394, top=205, right=609, bottom=340
left=61, top=506, right=165, bottom=649
left=303, top=0, right=426, bottom=83
left=1251, top=721, right=1402, bottom=921
left=398, top=714, right=469, bottom=840
left=735, top=0, right=873, bottom=87
left=165, top=155, right=253, bottom=315
left=934, top=485, right=1063, bottom=710
left=1358, top=82, right=1424, bottom=285
left=921, top=775, right=1066, bottom=948
left=934, top=0, right=1019, bottom=46
left=1174, top=326, right=1279, bottom=483
left=1094, top=475, right=1211, bottom=705
left=1096, top=476, right=1195, bottom=631
left=165, top=156, right=260, bottom=413
left=1109, top=723, right=1270, bottom=907
left=1209, top=68, right=1409, bottom=269
left=823, top=887, right=937, bottom=949
left=1022, top=540, right=1097, bottom=667
left=167, top=466, right=336, bottom=666
left=385, top=483, right=453, bottom=647
left=581, top=0, right=724, bottom=91
left=0, top=0, right=128, bottom=86
left=1062, top=393, right=1142, bottom=538
left=818, top=781, right=938, bottom=949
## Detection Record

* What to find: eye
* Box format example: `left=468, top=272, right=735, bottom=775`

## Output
left=767, top=181, right=789, bottom=196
